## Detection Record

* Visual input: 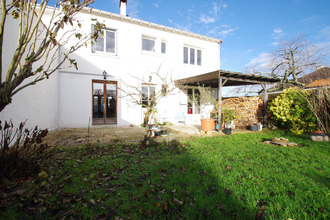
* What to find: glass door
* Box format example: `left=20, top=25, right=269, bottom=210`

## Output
left=92, top=81, right=117, bottom=125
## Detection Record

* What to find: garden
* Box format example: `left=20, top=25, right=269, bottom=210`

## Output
left=0, top=129, right=329, bottom=219
left=0, top=87, right=329, bottom=219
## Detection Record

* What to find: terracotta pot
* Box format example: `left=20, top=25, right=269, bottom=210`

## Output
left=201, top=119, right=215, bottom=132
left=313, top=131, right=323, bottom=133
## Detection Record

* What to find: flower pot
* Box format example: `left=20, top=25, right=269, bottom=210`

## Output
left=249, top=125, right=258, bottom=131
left=201, top=119, right=215, bottom=132
left=223, top=127, right=232, bottom=135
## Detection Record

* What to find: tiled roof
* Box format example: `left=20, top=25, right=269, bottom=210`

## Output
left=306, top=78, right=330, bottom=88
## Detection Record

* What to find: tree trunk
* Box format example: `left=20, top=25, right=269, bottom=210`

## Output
left=0, top=84, right=12, bottom=112
left=143, top=108, right=153, bottom=127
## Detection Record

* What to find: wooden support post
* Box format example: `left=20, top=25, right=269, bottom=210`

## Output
left=262, top=83, right=268, bottom=128
left=218, top=77, right=222, bottom=129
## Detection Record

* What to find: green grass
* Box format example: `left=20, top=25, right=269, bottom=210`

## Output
left=1, top=130, right=329, bottom=219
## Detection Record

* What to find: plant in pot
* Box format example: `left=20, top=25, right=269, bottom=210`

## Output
left=222, top=107, right=236, bottom=134
left=196, top=85, right=218, bottom=132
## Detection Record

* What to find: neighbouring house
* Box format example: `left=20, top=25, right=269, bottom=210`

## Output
left=267, top=66, right=330, bottom=99
left=0, top=1, right=223, bottom=130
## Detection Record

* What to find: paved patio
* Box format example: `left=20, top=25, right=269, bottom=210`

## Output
left=44, top=124, right=256, bottom=147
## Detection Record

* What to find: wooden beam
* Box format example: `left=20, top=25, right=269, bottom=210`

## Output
left=218, top=77, right=222, bottom=130
left=219, top=76, right=262, bottom=85
left=261, top=83, right=268, bottom=127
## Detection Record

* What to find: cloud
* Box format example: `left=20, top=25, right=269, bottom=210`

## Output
left=153, top=3, right=159, bottom=8
left=168, top=19, right=192, bottom=32
left=218, top=27, right=238, bottom=38
left=199, top=14, right=215, bottom=24
left=211, top=2, right=228, bottom=16
left=212, top=2, right=221, bottom=16
left=206, top=24, right=238, bottom=39
left=271, top=28, right=285, bottom=46
left=246, top=52, right=272, bottom=68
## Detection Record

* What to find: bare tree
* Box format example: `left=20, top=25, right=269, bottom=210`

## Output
left=0, top=0, right=104, bottom=111
left=249, top=35, right=328, bottom=89
left=119, top=66, right=177, bottom=146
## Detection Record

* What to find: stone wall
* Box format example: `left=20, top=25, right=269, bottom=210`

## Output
left=222, top=96, right=263, bottom=129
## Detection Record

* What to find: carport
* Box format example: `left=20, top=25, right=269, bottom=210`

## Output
left=175, top=70, right=281, bottom=127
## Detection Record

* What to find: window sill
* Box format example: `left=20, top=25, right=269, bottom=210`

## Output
left=183, top=63, right=202, bottom=67
left=141, top=51, right=170, bottom=58
left=91, top=52, right=120, bottom=59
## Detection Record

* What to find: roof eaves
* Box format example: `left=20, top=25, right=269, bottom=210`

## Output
left=83, top=7, right=223, bottom=44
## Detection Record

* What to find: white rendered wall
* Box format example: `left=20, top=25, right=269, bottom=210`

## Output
left=0, top=13, right=59, bottom=130
left=0, top=7, right=221, bottom=130
left=56, top=10, right=221, bottom=127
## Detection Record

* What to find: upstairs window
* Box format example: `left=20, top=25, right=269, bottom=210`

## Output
left=93, top=28, right=117, bottom=54
left=142, top=84, right=156, bottom=108
left=142, top=36, right=155, bottom=52
left=183, top=46, right=202, bottom=66
left=161, top=41, right=166, bottom=54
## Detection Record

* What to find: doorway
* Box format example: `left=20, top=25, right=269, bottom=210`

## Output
left=92, top=80, right=117, bottom=125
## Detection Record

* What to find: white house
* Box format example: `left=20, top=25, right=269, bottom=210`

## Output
left=0, top=0, right=222, bottom=130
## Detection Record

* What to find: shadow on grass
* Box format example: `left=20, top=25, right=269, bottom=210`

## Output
left=136, top=140, right=254, bottom=219
left=1, top=140, right=256, bottom=219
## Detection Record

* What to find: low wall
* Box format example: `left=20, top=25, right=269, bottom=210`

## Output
left=222, top=96, right=264, bottom=129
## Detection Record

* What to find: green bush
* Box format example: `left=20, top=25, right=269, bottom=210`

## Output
left=268, top=87, right=317, bottom=134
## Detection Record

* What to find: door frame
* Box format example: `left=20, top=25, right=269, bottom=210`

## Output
left=92, top=80, right=118, bottom=125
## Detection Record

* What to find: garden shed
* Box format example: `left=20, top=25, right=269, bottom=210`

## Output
left=175, top=70, right=281, bottom=127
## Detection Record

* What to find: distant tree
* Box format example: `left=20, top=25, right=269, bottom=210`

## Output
left=0, top=0, right=104, bottom=112
left=248, top=35, right=328, bottom=89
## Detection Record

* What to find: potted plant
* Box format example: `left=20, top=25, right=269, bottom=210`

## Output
left=222, top=107, right=236, bottom=134
left=222, top=107, right=236, bottom=124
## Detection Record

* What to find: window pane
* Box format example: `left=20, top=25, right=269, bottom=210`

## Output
left=95, top=31, right=105, bottom=52
left=190, top=48, right=195, bottom=64
left=197, top=49, right=202, bottom=65
left=106, top=31, right=116, bottom=53
left=149, top=86, right=156, bottom=100
left=183, top=47, right=188, bottom=64
left=142, top=38, right=155, bottom=51
left=161, top=42, right=166, bottom=54
left=142, top=86, right=148, bottom=100
left=194, top=89, right=201, bottom=114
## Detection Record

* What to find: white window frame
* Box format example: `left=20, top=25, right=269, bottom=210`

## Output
left=187, top=88, right=200, bottom=114
left=92, top=27, right=117, bottom=55
left=161, top=41, right=167, bottom=54
left=183, top=46, right=202, bottom=66
left=141, top=84, right=156, bottom=108
left=142, top=36, right=156, bottom=52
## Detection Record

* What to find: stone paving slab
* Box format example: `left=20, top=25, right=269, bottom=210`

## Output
left=44, top=125, right=261, bottom=147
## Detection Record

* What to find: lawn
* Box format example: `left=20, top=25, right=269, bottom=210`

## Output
left=1, top=130, right=329, bottom=219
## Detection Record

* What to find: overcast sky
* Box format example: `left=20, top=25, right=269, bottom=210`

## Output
left=89, top=0, right=330, bottom=73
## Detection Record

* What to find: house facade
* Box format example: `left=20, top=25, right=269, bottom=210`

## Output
left=0, top=1, right=222, bottom=130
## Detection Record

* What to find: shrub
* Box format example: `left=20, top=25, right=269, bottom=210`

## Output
left=268, top=87, right=317, bottom=134
left=0, top=120, right=49, bottom=180
left=307, top=87, right=330, bottom=134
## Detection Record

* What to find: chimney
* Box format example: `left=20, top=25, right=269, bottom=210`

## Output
left=120, top=0, right=127, bottom=16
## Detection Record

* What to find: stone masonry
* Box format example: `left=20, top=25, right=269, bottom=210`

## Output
left=222, top=96, right=263, bottom=129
